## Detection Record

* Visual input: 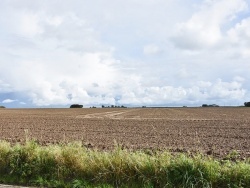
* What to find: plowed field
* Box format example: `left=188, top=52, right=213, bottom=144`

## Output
left=0, top=107, right=250, bottom=158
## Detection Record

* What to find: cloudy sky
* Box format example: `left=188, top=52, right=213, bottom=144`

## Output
left=1, top=0, right=250, bottom=107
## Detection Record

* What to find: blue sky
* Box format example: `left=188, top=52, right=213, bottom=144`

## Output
left=0, top=0, right=250, bottom=107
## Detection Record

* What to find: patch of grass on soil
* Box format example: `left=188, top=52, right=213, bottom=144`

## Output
left=0, top=140, right=249, bottom=188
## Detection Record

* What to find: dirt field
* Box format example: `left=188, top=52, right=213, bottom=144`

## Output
left=0, top=107, right=250, bottom=158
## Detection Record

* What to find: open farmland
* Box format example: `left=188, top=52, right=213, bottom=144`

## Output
left=0, top=107, right=250, bottom=159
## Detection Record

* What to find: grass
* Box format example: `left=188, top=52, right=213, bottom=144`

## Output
left=0, top=140, right=249, bottom=188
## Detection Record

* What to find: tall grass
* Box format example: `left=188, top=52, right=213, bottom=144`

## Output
left=0, top=140, right=249, bottom=187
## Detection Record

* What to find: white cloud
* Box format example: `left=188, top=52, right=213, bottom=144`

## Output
left=40, top=13, right=108, bottom=53
left=208, top=79, right=245, bottom=99
left=143, top=44, right=161, bottom=55
left=172, top=0, right=248, bottom=49
left=228, top=17, right=250, bottom=43
left=3, top=51, right=121, bottom=106
left=19, top=12, right=43, bottom=36
left=119, top=79, right=246, bottom=106
left=0, top=80, right=13, bottom=93
left=2, top=99, right=17, bottom=104
left=233, top=76, right=245, bottom=82
left=227, top=17, right=250, bottom=57
left=176, top=68, right=193, bottom=79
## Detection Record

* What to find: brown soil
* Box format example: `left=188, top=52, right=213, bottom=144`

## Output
left=0, top=107, right=250, bottom=159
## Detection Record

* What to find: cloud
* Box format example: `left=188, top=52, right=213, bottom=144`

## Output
left=39, top=13, right=108, bottom=53
left=208, top=79, right=245, bottom=99
left=117, top=79, right=246, bottom=106
left=227, top=17, right=250, bottom=57
left=2, top=99, right=17, bottom=104
left=0, top=80, right=13, bottom=93
left=0, top=0, right=250, bottom=107
left=233, top=76, right=245, bottom=82
left=7, top=52, right=121, bottom=106
left=143, top=44, right=161, bottom=55
left=0, top=2, right=122, bottom=106
left=228, top=17, right=250, bottom=43
left=171, top=0, right=248, bottom=50
left=176, top=68, right=194, bottom=79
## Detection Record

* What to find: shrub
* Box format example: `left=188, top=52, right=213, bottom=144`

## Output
left=244, top=102, right=250, bottom=107
left=202, top=104, right=219, bottom=107
left=70, top=104, right=83, bottom=108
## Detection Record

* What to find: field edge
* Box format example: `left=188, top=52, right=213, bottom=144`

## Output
left=0, top=140, right=250, bottom=188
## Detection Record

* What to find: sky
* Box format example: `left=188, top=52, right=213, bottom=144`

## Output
left=0, top=0, right=250, bottom=108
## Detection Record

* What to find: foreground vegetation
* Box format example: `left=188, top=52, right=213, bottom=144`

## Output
left=0, top=141, right=249, bottom=188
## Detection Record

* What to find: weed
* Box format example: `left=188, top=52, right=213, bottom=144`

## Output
left=0, top=141, right=249, bottom=187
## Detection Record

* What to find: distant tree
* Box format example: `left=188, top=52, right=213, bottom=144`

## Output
left=142, top=106, right=146, bottom=108
left=70, top=104, right=83, bottom=108
left=0, top=106, right=5, bottom=108
left=244, top=102, right=250, bottom=107
left=111, top=105, right=114, bottom=108
left=202, top=104, right=219, bottom=107
left=101, top=105, right=105, bottom=108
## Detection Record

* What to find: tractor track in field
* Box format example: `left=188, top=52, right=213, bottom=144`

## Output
left=76, top=109, right=140, bottom=119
